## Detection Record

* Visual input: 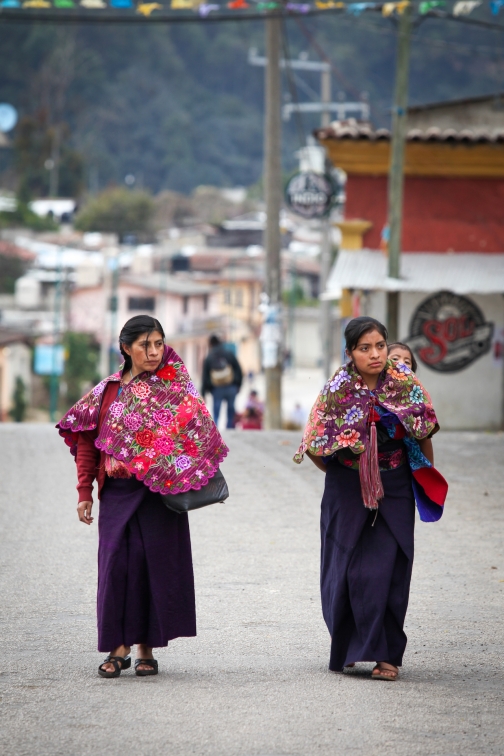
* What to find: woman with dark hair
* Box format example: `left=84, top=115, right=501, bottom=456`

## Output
left=294, top=316, right=447, bottom=681
left=57, top=315, right=228, bottom=678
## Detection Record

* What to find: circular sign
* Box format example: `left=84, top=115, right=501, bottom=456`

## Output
left=285, top=171, right=335, bottom=219
left=407, top=290, right=494, bottom=373
left=0, top=103, right=18, bottom=133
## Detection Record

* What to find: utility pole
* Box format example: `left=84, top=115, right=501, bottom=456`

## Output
left=387, top=6, right=412, bottom=342
left=263, top=14, right=282, bottom=429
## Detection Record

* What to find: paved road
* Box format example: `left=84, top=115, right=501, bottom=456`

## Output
left=1, top=425, right=503, bottom=756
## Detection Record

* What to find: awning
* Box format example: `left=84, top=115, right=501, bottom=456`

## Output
left=323, top=250, right=504, bottom=299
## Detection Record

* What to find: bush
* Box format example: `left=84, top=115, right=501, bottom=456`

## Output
left=9, top=377, right=27, bottom=422
left=75, top=187, right=155, bottom=241
left=63, top=332, right=100, bottom=407
left=0, top=202, right=58, bottom=232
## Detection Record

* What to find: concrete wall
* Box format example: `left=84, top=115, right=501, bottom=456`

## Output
left=286, top=307, right=342, bottom=370
left=362, top=290, right=504, bottom=430
left=345, top=174, right=504, bottom=253
left=0, top=343, right=32, bottom=421
left=408, top=97, right=504, bottom=134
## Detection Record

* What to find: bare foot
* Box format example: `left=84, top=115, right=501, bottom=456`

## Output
left=101, top=645, right=131, bottom=674
left=371, top=662, right=398, bottom=680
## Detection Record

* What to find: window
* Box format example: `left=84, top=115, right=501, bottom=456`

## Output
left=203, top=294, right=208, bottom=311
left=223, top=288, right=231, bottom=304
left=128, top=296, right=155, bottom=311
left=235, top=288, right=243, bottom=308
left=183, top=296, right=189, bottom=314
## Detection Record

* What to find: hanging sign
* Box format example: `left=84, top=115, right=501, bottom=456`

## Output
left=407, top=290, right=494, bottom=373
left=285, top=171, right=336, bottom=219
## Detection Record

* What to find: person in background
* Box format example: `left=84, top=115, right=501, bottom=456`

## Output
left=388, top=342, right=418, bottom=373
left=202, top=335, right=243, bottom=428
left=238, top=390, right=264, bottom=430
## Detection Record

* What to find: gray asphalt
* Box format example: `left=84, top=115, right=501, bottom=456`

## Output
left=0, top=425, right=503, bottom=756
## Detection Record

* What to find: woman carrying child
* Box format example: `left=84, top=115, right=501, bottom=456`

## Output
left=294, top=317, right=447, bottom=680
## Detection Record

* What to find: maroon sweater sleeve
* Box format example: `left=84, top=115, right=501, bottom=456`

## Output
left=76, top=430, right=100, bottom=503
left=75, top=381, right=120, bottom=503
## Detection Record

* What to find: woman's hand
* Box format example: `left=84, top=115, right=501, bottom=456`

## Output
left=77, top=500, right=94, bottom=525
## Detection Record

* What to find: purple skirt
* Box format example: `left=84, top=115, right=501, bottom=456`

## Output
left=97, top=477, right=196, bottom=652
left=320, top=459, right=415, bottom=672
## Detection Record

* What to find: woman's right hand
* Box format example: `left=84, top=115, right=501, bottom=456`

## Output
left=77, top=500, right=94, bottom=525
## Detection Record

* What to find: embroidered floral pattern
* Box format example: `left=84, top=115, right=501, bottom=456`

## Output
left=152, top=408, right=173, bottom=426
left=344, top=405, right=363, bottom=425
left=123, top=412, right=143, bottom=431
left=130, top=382, right=151, bottom=399
left=57, top=345, right=228, bottom=494
left=154, top=436, right=175, bottom=455
left=294, top=359, right=438, bottom=464
left=328, top=369, right=349, bottom=392
left=109, top=401, right=125, bottom=419
left=335, top=428, right=361, bottom=447
left=409, top=385, right=424, bottom=404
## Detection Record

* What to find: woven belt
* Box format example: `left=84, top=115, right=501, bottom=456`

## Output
left=340, top=447, right=406, bottom=472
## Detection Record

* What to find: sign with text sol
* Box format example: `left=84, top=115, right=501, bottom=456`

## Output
left=407, top=291, right=493, bottom=373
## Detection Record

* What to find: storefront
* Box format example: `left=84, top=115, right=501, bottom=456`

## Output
left=326, top=250, right=504, bottom=429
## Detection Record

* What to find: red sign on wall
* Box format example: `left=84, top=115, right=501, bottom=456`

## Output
left=408, top=291, right=494, bottom=373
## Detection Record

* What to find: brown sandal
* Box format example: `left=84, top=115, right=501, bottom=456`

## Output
left=371, top=662, right=398, bottom=681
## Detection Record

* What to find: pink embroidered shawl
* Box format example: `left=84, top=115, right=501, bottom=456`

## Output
left=57, top=345, right=229, bottom=494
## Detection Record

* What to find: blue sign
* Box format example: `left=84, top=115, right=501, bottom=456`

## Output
left=34, top=345, right=65, bottom=376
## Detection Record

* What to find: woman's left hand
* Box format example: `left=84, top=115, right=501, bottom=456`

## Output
left=77, top=500, right=94, bottom=525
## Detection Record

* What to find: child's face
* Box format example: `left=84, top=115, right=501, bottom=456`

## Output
left=389, top=347, right=413, bottom=370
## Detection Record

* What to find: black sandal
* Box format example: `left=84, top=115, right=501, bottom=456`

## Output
left=135, top=658, right=158, bottom=676
left=98, top=655, right=131, bottom=678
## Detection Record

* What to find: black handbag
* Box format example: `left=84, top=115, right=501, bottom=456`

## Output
left=160, top=468, right=229, bottom=514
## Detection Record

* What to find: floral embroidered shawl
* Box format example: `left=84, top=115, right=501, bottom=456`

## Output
left=57, top=345, right=228, bottom=494
left=294, top=359, right=439, bottom=463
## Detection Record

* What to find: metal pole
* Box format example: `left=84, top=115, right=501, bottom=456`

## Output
left=264, top=14, right=282, bottom=429
left=321, top=68, right=331, bottom=128
left=50, top=250, right=63, bottom=422
left=386, top=7, right=412, bottom=342
left=320, top=67, right=333, bottom=379
left=109, top=253, right=119, bottom=375
left=320, top=221, right=333, bottom=380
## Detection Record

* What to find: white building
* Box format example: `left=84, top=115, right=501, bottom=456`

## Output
left=326, top=250, right=504, bottom=430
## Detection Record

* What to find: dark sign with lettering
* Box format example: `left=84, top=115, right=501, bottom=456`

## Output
left=407, top=291, right=494, bottom=373
left=285, top=171, right=335, bottom=219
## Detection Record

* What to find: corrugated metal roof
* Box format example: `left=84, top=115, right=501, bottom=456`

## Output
left=122, top=274, right=215, bottom=297
left=324, top=251, right=504, bottom=299
left=316, top=120, right=504, bottom=144
left=408, top=92, right=504, bottom=113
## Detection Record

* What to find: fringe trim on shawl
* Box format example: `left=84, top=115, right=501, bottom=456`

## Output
left=105, top=453, right=132, bottom=479
left=358, top=421, right=384, bottom=510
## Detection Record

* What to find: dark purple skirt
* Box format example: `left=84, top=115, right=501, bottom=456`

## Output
left=320, top=459, right=415, bottom=672
left=97, top=477, right=196, bottom=652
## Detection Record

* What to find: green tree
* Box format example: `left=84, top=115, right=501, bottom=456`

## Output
left=9, top=377, right=27, bottom=423
left=63, top=332, right=100, bottom=406
left=75, top=187, right=155, bottom=241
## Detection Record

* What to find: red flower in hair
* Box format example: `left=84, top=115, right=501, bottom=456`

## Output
left=156, top=364, right=176, bottom=381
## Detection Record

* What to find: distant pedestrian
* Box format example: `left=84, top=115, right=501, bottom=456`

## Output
left=294, top=316, right=448, bottom=680
left=237, top=390, right=264, bottom=430
left=57, top=315, right=228, bottom=678
left=202, top=335, right=243, bottom=428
